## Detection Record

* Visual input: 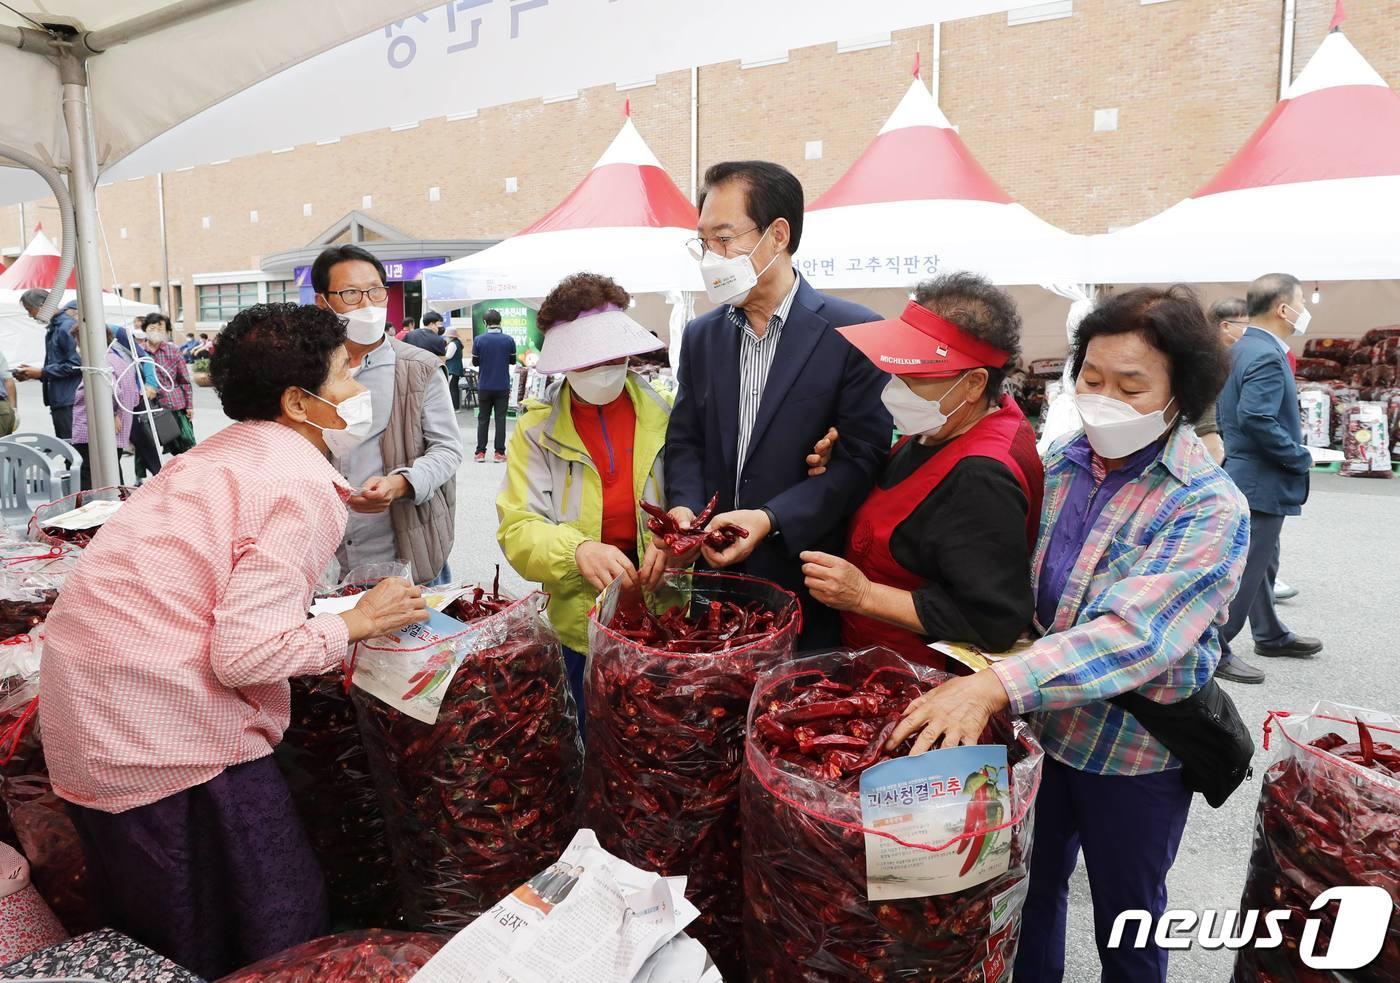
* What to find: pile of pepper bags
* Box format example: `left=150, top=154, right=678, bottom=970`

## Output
left=744, top=647, right=1043, bottom=982
left=1234, top=702, right=1400, bottom=982
left=353, top=586, right=582, bottom=932
left=585, top=570, right=801, bottom=982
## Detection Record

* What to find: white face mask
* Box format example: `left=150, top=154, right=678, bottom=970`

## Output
left=880, top=373, right=970, bottom=440
left=1075, top=393, right=1175, bottom=459
left=146, top=330, right=167, bottom=345
left=336, top=305, right=389, bottom=346
left=1282, top=303, right=1312, bottom=337
left=567, top=362, right=629, bottom=405
left=698, top=224, right=781, bottom=306
left=302, top=388, right=374, bottom=457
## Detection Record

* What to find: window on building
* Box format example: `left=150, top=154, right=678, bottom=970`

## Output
left=131, top=285, right=141, bottom=302
left=172, top=284, right=184, bottom=323
left=265, top=279, right=298, bottom=304
left=151, top=285, right=161, bottom=311
left=198, top=282, right=259, bottom=322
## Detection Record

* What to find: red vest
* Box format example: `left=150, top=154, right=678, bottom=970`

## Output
left=842, top=396, right=1045, bottom=669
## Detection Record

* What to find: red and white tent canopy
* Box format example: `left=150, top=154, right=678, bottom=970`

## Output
left=0, top=228, right=75, bottom=291
left=422, top=117, right=700, bottom=311
left=0, top=226, right=157, bottom=325
left=797, top=78, right=1087, bottom=288
left=1088, top=25, right=1400, bottom=283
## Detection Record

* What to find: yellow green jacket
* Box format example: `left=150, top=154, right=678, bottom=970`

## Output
left=496, top=373, right=672, bottom=651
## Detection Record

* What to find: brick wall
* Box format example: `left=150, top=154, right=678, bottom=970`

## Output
left=1, top=0, right=1395, bottom=318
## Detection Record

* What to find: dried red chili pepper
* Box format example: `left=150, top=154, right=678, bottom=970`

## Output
left=640, top=494, right=748, bottom=554
left=744, top=647, right=1043, bottom=982
left=353, top=589, right=582, bottom=932
left=0, top=700, right=99, bottom=934
left=584, top=571, right=801, bottom=983
left=1235, top=706, right=1400, bottom=982
left=277, top=672, right=400, bottom=930
left=216, top=929, right=447, bottom=983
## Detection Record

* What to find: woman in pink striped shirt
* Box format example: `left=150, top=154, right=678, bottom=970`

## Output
left=39, top=303, right=429, bottom=978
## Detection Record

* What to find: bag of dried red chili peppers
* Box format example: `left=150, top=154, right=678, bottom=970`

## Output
left=584, top=569, right=801, bottom=981
left=1233, top=703, right=1400, bottom=982
left=0, top=633, right=99, bottom=935
left=28, top=486, right=137, bottom=550
left=216, top=929, right=448, bottom=983
left=278, top=565, right=413, bottom=930
left=743, top=647, right=1043, bottom=982
left=352, top=588, right=582, bottom=932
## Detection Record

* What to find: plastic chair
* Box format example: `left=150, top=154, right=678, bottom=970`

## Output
left=3, top=433, right=82, bottom=497
left=0, top=443, right=54, bottom=531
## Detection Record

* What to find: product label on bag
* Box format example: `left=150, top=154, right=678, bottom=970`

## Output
left=351, top=607, right=470, bottom=723
left=858, top=744, right=1010, bottom=900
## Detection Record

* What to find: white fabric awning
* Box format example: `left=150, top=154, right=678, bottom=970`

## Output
left=0, top=1, right=1027, bottom=206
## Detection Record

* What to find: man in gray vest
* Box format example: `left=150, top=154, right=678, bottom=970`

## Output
left=312, top=245, right=463, bottom=585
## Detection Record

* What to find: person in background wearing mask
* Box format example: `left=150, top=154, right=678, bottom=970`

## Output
left=70, top=324, right=139, bottom=490
left=442, top=321, right=466, bottom=410
left=312, top=244, right=463, bottom=586
left=142, top=313, right=196, bottom=456
left=891, top=287, right=1248, bottom=983
left=39, top=304, right=429, bottom=978
left=111, top=326, right=164, bottom=482
left=496, top=274, right=671, bottom=739
left=473, top=308, right=517, bottom=463
left=403, top=313, right=448, bottom=358
left=799, top=273, right=1044, bottom=665
left=179, top=331, right=200, bottom=361
left=664, top=160, right=891, bottom=647
left=16, top=288, right=80, bottom=439
left=1195, top=297, right=1250, bottom=466
left=1213, top=273, right=1322, bottom=685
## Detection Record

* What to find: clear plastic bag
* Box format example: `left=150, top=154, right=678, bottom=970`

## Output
left=27, top=486, right=137, bottom=549
left=352, top=590, right=582, bottom=931
left=1341, top=402, right=1393, bottom=478
left=0, top=636, right=98, bottom=935
left=584, top=570, right=800, bottom=981
left=743, top=647, right=1043, bottom=982
left=1234, top=703, right=1400, bottom=982
left=215, top=930, right=447, bottom=983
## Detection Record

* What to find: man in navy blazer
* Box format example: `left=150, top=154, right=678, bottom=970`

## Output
left=662, top=161, right=892, bottom=647
left=1214, top=272, right=1323, bottom=684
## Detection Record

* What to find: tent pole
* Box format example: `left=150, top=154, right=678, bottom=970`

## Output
left=82, top=0, right=255, bottom=52
left=57, top=50, right=120, bottom=489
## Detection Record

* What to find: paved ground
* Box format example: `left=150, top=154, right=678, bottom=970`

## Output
left=34, top=380, right=1400, bottom=981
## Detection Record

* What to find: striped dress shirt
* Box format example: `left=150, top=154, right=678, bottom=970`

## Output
left=727, top=271, right=802, bottom=494
left=991, top=424, right=1249, bottom=776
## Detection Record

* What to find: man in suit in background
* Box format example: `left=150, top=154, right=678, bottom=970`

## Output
left=1214, top=272, right=1322, bottom=685
left=663, top=160, right=892, bottom=647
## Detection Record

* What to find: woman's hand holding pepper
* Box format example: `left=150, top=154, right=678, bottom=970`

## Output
left=341, top=577, right=429, bottom=642
left=887, top=669, right=1012, bottom=755
left=799, top=551, right=871, bottom=612
left=576, top=540, right=639, bottom=592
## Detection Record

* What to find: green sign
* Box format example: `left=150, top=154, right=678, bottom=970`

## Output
left=471, top=299, right=542, bottom=354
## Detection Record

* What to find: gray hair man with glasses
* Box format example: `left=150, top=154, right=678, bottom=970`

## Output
left=311, top=244, right=462, bottom=585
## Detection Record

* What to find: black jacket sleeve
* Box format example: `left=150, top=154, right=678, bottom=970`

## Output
left=888, top=457, right=1034, bottom=652
left=663, top=323, right=708, bottom=515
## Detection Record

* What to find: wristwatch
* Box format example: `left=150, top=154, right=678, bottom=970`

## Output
left=760, top=506, right=780, bottom=540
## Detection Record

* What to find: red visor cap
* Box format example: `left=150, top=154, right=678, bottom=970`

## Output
left=837, top=301, right=1010, bottom=378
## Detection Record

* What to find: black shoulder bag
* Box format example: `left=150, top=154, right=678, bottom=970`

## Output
left=1109, top=679, right=1254, bottom=808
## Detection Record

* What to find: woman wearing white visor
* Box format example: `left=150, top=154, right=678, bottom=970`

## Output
left=496, top=274, right=672, bottom=740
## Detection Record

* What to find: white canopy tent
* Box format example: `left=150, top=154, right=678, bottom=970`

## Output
left=798, top=77, right=1088, bottom=289
left=421, top=117, right=701, bottom=313
left=1086, top=27, right=1400, bottom=290
left=1, top=0, right=1027, bottom=486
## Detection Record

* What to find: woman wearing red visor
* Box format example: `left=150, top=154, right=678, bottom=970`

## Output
left=800, top=273, right=1045, bottom=667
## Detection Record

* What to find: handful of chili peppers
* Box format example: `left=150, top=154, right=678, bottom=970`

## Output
left=353, top=588, right=582, bottom=932
left=744, top=647, right=1043, bottom=983
left=1234, top=706, right=1400, bottom=982
left=216, top=929, right=447, bottom=983
left=584, top=571, right=801, bottom=982
left=641, top=494, right=748, bottom=554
